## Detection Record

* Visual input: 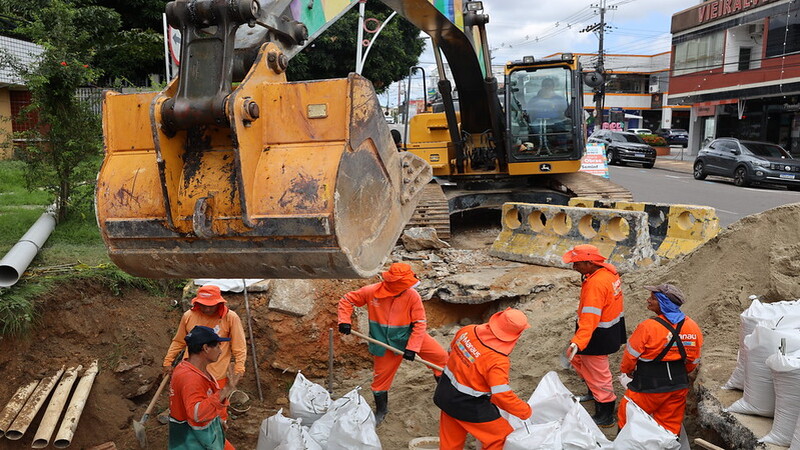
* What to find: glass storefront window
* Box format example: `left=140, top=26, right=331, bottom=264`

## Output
left=673, top=31, right=724, bottom=76
left=766, top=3, right=800, bottom=58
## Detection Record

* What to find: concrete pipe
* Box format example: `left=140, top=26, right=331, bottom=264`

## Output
left=0, top=379, right=40, bottom=437
left=32, top=365, right=82, bottom=448
left=5, top=366, right=65, bottom=440
left=0, top=211, right=57, bottom=287
left=53, top=360, right=98, bottom=448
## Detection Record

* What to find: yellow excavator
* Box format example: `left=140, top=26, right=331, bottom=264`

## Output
left=96, top=0, right=629, bottom=279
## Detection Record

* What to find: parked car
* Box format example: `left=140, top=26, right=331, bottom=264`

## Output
left=384, top=114, right=395, bottom=124
left=693, top=138, right=800, bottom=190
left=628, top=128, right=652, bottom=135
left=588, top=130, right=657, bottom=168
left=655, top=128, right=689, bottom=147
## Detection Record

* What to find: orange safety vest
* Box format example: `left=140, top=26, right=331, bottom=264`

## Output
left=433, top=325, right=531, bottom=423
left=572, top=266, right=626, bottom=355
left=621, top=314, right=703, bottom=393
left=338, top=283, right=428, bottom=356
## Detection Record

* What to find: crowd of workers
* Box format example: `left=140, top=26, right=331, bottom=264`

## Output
left=160, top=245, right=704, bottom=449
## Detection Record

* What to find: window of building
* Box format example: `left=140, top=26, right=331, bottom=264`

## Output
left=673, top=31, right=724, bottom=76
left=738, top=47, right=753, bottom=71
left=604, top=74, right=648, bottom=94
left=766, top=4, right=800, bottom=58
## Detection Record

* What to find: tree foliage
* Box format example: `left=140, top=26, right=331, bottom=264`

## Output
left=287, top=2, right=425, bottom=92
left=5, top=0, right=106, bottom=220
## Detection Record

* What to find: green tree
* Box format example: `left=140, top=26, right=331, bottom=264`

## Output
left=287, top=2, right=425, bottom=92
left=5, top=0, right=111, bottom=220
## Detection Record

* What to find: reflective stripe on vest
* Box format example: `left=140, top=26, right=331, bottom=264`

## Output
left=443, top=366, right=490, bottom=397
left=597, top=312, right=624, bottom=329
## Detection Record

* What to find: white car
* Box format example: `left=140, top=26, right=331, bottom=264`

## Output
left=628, top=128, right=652, bottom=135
left=384, top=115, right=395, bottom=124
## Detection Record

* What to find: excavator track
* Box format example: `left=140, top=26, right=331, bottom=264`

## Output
left=405, top=183, right=451, bottom=240
left=546, top=172, right=634, bottom=202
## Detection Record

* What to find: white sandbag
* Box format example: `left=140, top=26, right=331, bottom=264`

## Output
left=727, top=321, right=800, bottom=417
left=724, top=299, right=800, bottom=390
left=614, top=398, right=680, bottom=449
left=308, top=388, right=361, bottom=448
left=760, top=351, right=800, bottom=446
left=274, top=425, right=322, bottom=450
left=257, top=409, right=302, bottom=450
left=327, top=392, right=381, bottom=450
left=561, top=402, right=613, bottom=449
left=289, top=372, right=331, bottom=426
left=528, top=371, right=576, bottom=424
left=503, top=420, right=562, bottom=450
left=792, top=410, right=800, bottom=449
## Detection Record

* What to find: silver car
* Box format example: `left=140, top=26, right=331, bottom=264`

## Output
left=693, top=138, right=800, bottom=190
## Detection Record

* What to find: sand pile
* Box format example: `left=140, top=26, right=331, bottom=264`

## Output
left=370, top=203, right=800, bottom=449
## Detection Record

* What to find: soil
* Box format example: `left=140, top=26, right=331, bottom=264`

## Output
left=2, top=203, right=800, bottom=449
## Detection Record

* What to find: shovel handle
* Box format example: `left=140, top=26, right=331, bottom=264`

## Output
left=350, top=330, right=444, bottom=372
left=141, top=374, right=170, bottom=420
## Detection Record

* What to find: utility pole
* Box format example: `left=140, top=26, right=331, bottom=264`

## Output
left=585, top=0, right=615, bottom=128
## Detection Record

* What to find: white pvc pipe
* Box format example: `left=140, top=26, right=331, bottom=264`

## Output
left=53, top=360, right=99, bottom=448
left=0, top=379, right=40, bottom=437
left=5, top=366, right=65, bottom=440
left=32, top=365, right=82, bottom=448
left=0, top=211, right=57, bottom=287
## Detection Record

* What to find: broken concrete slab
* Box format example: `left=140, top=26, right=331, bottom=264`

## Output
left=402, top=227, right=450, bottom=251
left=268, top=279, right=316, bottom=317
left=419, top=264, right=573, bottom=304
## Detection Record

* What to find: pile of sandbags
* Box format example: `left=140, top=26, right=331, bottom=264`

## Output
left=257, top=373, right=381, bottom=450
left=722, top=298, right=800, bottom=447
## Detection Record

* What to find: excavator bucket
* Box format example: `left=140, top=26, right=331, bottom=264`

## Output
left=96, top=45, right=431, bottom=279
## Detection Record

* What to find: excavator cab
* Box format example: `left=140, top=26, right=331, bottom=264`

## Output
left=504, top=55, right=586, bottom=169
left=95, top=0, right=432, bottom=279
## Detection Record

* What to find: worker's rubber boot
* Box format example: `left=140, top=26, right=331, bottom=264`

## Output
left=373, top=391, right=389, bottom=425
left=592, top=400, right=616, bottom=428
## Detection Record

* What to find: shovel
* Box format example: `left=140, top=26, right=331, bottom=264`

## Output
left=133, top=349, right=184, bottom=448
left=350, top=330, right=443, bottom=371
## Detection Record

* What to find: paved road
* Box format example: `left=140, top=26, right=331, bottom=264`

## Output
left=609, top=149, right=800, bottom=227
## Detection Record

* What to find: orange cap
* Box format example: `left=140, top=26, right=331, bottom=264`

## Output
left=374, top=263, right=419, bottom=298
left=487, top=308, right=531, bottom=342
left=562, top=244, right=607, bottom=264
left=191, top=285, right=226, bottom=306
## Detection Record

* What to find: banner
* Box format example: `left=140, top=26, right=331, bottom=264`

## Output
left=580, top=143, right=609, bottom=179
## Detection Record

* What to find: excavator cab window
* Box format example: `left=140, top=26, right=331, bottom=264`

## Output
left=506, top=66, right=578, bottom=161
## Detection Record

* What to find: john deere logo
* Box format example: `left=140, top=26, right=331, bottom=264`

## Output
left=540, top=163, right=552, bottom=172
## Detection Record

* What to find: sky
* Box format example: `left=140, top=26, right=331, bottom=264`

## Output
left=382, top=0, right=702, bottom=106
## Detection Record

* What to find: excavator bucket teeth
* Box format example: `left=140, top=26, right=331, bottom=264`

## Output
left=97, top=74, right=431, bottom=279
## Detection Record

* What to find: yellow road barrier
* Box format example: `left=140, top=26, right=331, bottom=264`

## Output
left=489, top=202, right=659, bottom=273
left=568, top=198, right=719, bottom=259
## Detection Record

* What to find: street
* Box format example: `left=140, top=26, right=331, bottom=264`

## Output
left=608, top=164, right=800, bottom=227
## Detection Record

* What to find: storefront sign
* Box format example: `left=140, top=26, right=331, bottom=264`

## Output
left=694, top=104, right=716, bottom=116
left=784, top=103, right=800, bottom=112
left=672, top=0, right=779, bottom=33
left=581, top=143, right=609, bottom=179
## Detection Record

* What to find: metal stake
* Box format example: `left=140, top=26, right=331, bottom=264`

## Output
left=242, top=280, right=263, bottom=402
left=328, top=328, right=335, bottom=394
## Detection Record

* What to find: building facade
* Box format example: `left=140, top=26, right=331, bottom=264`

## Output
left=1, top=35, right=42, bottom=160
left=668, top=0, right=800, bottom=154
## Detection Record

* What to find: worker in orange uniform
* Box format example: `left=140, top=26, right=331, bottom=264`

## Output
left=337, top=262, right=447, bottom=424
left=169, top=325, right=241, bottom=449
left=433, top=308, right=532, bottom=449
left=164, top=285, right=247, bottom=420
left=618, top=283, right=703, bottom=434
left=562, top=244, right=626, bottom=427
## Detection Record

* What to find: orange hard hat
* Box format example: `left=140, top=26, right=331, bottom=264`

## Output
left=374, top=263, right=419, bottom=298
left=191, top=285, right=226, bottom=306
left=562, top=244, right=607, bottom=264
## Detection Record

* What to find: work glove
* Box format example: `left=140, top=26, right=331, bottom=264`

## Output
left=566, top=342, right=579, bottom=361
left=338, top=323, right=351, bottom=335
left=403, top=349, right=416, bottom=361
